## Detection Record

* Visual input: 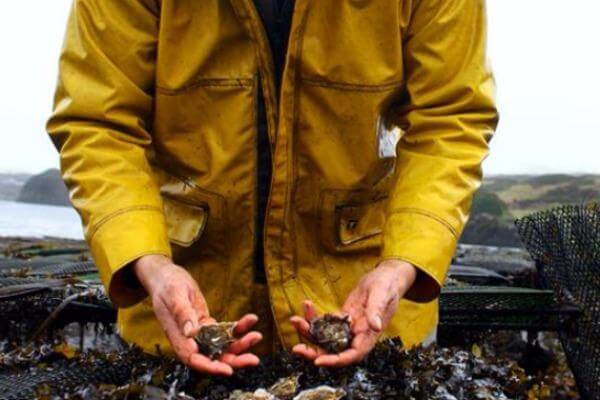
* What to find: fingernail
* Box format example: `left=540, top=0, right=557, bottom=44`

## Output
left=183, top=321, right=193, bottom=336
left=373, top=315, right=383, bottom=331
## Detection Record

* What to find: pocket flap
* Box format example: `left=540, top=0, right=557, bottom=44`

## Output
left=338, top=203, right=385, bottom=246
left=320, top=190, right=387, bottom=253
left=163, top=196, right=208, bottom=247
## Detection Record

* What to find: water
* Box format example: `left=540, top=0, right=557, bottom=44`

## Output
left=0, top=200, right=83, bottom=240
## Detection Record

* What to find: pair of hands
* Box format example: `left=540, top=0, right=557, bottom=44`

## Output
left=133, top=255, right=417, bottom=375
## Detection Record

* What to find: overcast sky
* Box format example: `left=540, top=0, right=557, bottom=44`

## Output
left=0, top=0, right=598, bottom=175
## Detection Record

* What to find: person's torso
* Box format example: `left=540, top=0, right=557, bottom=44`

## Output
left=119, top=0, right=437, bottom=354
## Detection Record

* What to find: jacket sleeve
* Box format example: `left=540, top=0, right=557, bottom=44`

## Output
left=383, top=0, right=499, bottom=301
left=47, top=0, right=171, bottom=307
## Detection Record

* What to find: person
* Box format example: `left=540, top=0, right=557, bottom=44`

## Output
left=47, top=0, right=498, bottom=376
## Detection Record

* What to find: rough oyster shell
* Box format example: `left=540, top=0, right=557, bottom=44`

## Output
left=293, top=386, right=346, bottom=400
left=227, top=389, right=275, bottom=400
left=268, top=375, right=300, bottom=400
left=194, top=322, right=236, bottom=360
left=309, top=314, right=353, bottom=354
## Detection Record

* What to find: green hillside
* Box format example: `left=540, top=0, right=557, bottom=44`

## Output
left=461, top=174, right=600, bottom=246
left=484, top=174, right=600, bottom=218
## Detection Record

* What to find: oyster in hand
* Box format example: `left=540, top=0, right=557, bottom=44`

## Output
left=309, top=314, right=353, bottom=354
left=194, top=322, right=236, bottom=360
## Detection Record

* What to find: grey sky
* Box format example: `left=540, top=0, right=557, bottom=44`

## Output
left=0, top=0, right=598, bottom=175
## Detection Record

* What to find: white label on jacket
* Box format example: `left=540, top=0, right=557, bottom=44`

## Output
left=377, top=117, right=402, bottom=159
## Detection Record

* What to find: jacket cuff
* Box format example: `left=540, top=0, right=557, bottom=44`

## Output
left=381, top=210, right=458, bottom=303
left=88, top=207, right=172, bottom=308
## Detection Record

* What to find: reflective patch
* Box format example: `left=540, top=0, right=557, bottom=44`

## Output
left=377, top=117, right=402, bottom=159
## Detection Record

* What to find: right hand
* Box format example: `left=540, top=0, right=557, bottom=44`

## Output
left=133, top=254, right=262, bottom=375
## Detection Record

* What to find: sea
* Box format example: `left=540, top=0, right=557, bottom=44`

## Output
left=0, top=200, right=83, bottom=240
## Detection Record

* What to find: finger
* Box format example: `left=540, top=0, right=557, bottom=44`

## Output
left=188, top=353, right=234, bottom=376
left=220, top=352, right=260, bottom=369
left=315, top=333, right=376, bottom=367
left=155, top=300, right=202, bottom=364
left=233, top=314, right=259, bottom=336
left=341, top=289, right=365, bottom=320
left=292, top=343, right=320, bottom=361
left=365, top=287, right=391, bottom=332
left=290, top=316, right=311, bottom=339
left=188, top=286, right=214, bottom=335
left=227, top=331, right=263, bottom=355
left=165, top=294, right=200, bottom=337
left=303, top=300, right=318, bottom=321
left=198, top=316, right=218, bottom=328
left=189, top=283, right=210, bottom=319
left=314, top=348, right=363, bottom=367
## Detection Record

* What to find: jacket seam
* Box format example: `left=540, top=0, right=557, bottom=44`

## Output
left=156, top=78, right=254, bottom=95
left=301, top=77, right=404, bottom=92
left=287, top=3, right=312, bottom=282
left=387, top=207, right=458, bottom=238
left=88, top=206, right=163, bottom=241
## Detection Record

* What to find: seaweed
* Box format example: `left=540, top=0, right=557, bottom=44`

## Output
left=0, top=335, right=580, bottom=400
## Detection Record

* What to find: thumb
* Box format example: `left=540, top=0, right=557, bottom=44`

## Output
left=165, top=295, right=199, bottom=337
left=365, top=288, right=389, bottom=332
left=189, top=285, right=212, bottom=326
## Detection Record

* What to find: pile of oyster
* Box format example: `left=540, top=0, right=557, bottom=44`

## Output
left=0, top=315, right=579, bottom=399
left=227, top=375, right=344, bottom=400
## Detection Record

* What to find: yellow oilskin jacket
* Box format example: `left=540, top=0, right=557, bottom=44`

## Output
left=48, top=0, right=498, bottom=355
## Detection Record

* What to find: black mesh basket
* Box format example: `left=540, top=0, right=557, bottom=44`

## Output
left=439, top=286, right=579, bottom=331
left=516, top=203, right=600, bottom=399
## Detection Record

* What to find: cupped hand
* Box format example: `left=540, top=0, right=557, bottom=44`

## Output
left=133, top=254, right=262, bottom=375
left=290, top=259, right=417, bottom=368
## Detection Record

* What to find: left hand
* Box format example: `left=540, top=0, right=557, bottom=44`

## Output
left=290, top=259, right=417, bottom=367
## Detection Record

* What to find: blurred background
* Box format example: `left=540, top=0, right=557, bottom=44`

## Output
left=0, top=0, right=598, bottom=245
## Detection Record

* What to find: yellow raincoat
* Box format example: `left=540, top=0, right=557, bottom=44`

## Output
left=48, top=0, right=498, bottom=355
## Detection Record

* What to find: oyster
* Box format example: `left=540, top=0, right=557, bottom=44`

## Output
left=194, top=322, right=236, bottom=360
left=309, top=314, right=353, bottom=353
left=228, top=389, right=275, bottom=400
left=268, top=375, right=300, bottom=399
left=293, top=386, right=346, bottom=400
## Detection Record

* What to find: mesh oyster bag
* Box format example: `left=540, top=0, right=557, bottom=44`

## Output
left=516, top=204, right=600, bottom=399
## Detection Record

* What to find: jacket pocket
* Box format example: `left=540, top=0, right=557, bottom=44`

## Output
left=320, top=189, right=388, bottom=253
left=162, top=196, right=208, bottom=247
left=159, top=175, right=227, bottom=248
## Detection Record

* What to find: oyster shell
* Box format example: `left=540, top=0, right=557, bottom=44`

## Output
left=194, top=322, right=236, bottom=360
left=227, top=389, right=275, bottom=400
left=293, top=386, right=346, bottom=400
left=309, top=314, right=353, bottom=354
left=268, top=375, right=300, bottom=400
